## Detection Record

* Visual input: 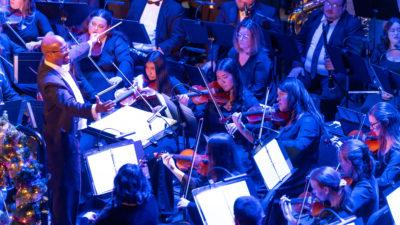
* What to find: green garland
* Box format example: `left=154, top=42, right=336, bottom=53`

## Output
left=0, top=111, right=48, bottom=225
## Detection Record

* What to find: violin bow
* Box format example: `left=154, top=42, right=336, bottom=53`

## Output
left=184, top=118, right=204, bottom=199
left=196, top=66, right=232, bottom=135
left=257, top=87, right=270, bottom=142
left=68, top=32, right=112, bottom=85
left=110, top=62, right=154, bottom=111
left=4, top=23, right=26, bottom=46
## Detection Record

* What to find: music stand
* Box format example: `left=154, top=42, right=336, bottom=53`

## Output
left=13, top=52, right=42, bottom=84
left=192, top=174, right=252, bottom=225
left=35, top=2, right=90, bottom=27
left=166, top=60, right=205, bottom=86
left=182, top=19, right=235, bottom=47
left=253, top=139, right=294, bottom=191
left=0, top=100, right=26, bottom=125
left=384, top=182, right=400, bottom=225
left=353, top=0, right=400, bottom=20
left=84, top=140, right=144, bottom=195
left=112, top=19, right=151, bottom=44
left=336, top=106, right=369, bottom=135
left=85, top=106, right=177, bottom=147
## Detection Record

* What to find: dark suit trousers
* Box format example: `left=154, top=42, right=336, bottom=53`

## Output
left=46, top=131, right=81, bottom=225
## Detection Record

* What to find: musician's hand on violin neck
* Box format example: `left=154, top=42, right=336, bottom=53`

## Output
left=226, top=122, right=238, bottom=136
left=88, top=33, right=101, bottom=46
left=177, top=94, right=189, bottom=106
left=324, top=58, right=335, bottom=71
left=160, top=153, right=177, bottom=171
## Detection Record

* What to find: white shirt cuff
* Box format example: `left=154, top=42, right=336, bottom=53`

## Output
left=91, top=104, right=101, bottom=120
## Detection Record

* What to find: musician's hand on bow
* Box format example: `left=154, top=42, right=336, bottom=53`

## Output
left=153, top=46, right=164, bottom=55
left=25, top=41, right=42, bottom=51
left=109, top=76, right=123, bottom=85
left=95, top=96, right=115, bottom=113
left=226, top=122, right=238, bottom=136
left=287, top=66, right=305, bottom=78
left=324, top=58, right=335, bottom=71
left=177, top=197, right=190, bottom=209
left=381, top=90, right=394, bottom=101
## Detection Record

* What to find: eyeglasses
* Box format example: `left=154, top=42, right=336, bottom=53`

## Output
left=52, top=45, right=70, bottom=54
left=324, top=1, right=344, bottom=9
left=370, top=121, right=380, bottom=129
left=388, top=28, right=400, bottom=34
left=236, top=33, right=250, bottom=40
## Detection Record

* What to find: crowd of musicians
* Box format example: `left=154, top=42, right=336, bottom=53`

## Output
left=0, top=0, right=400, bottom=224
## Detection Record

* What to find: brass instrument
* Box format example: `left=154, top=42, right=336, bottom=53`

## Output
left=288, top=0, right=325, bottom=34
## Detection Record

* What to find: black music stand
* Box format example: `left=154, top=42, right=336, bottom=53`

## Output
left=182, top=19, right=235, bottom=48
left=35, top=1, right=90, bottom=27
left=336, top=106, right=369, bottom=135
left=268, top=31, right=300, bottom=77
left=166, top=60, right=206, bottom=86
left=112, top=19, right=151, bottom=44
left=371, top=64, right=400, bottom=95
left=13, top=52, right=42, bottom=84
left=353, top=0, right=400, bottom=20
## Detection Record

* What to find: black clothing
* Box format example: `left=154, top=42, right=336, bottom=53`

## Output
left=375, top=148, right=400, bottom=190
left=266, top=112, right=322, bottom=225
left=228, top=47, right=272, bottom=100
left=3, top=10, right=53, bottom=46
left=350, top=177, right=379, bottom=223
left=126, top=0, right=185, bottom=55
left=76, top=32, right=133, bottom=101
left=95, top=196, right=159, bottom=225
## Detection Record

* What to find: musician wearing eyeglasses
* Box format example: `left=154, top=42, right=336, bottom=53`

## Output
left=287, top=0, right=363, bottom=121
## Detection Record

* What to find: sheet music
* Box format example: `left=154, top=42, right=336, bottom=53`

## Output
left=253, top=139, right=292, bottom=190
left=387, top=186, right=400, bottom=225
left=89, top=106, right=176, bottom=146
left=194, top=180, right=250, bottom=225
left=86, top=142, right=139, bottom=195
left=86, top=150, right=117, bottom=195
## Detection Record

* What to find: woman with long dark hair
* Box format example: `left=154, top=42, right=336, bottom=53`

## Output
left=368, top=102, right=400, bottom=193
left=338, top=139, right=378, bottom=223
left=1, top=0, right=53, bottom=50
left=371, top=18, right=400, bottom=99
left=134, top=50, right=186, bottom=97
left=196, top=57, right=258, bottom=136
left=246, top=78, right=324, bottom=225
left=76, top=9, right=133, bottom=101
left=94, top=164, right=159, bottom=225
left=161, top=133, right=244, bottom=225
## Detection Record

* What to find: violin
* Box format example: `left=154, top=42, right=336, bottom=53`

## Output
left=114, top=86, right=158, bottom=106
left=242, top=104, right=291, bottom=126
left=190, top=81, right=230, bottom=106
left=347, top=130, right=380, bottom=153
left=281, top=192, right=326, bottom=224
left=155, top=149, right=209, bottom=176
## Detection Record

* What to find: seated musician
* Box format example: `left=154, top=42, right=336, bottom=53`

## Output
left=370, top=17, right=400, bottom=101
left=81, top=164, right=159, bottom=225
left=193, top=58, right=258, bottom=137
left=126, top=0, right=185, bottom=61
left=280, top=166, right=355, bottom=225
left=2, top=0, right=54, bottom=50
left=338, top=139, right=378, bottom=223
left=76, top=9, right=134, bottom=100
left=228, top=18, right=272, bottom=101
left=287, top=0, right=363, bottom=121
left=0, top=29, right=24, bottom=102
left=161, top=133, right=244, bottom=225
left=368, top=102, right=400, bottom=204
left=233, top=78, right=323, bottom=225
left=234, top=196, right=264, bottom=225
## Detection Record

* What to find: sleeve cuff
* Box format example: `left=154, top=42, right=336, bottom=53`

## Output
left=91, top=104, right=101, bottom=120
